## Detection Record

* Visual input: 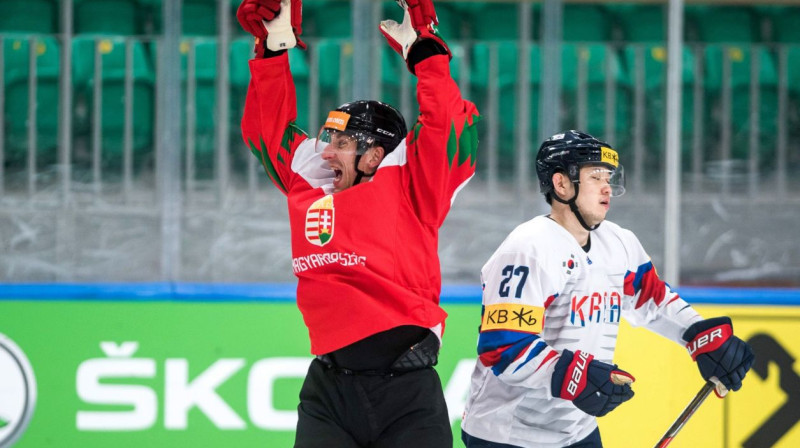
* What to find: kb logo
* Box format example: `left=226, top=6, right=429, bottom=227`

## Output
left=0, top=333, right=37, bottom=448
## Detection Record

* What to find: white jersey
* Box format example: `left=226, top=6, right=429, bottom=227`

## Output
left=461, top=215, right=701, bottom=448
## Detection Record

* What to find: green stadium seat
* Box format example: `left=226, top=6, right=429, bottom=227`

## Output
left=786, top=46, right=800, bottom=142
left=467, top=3, right=526, bottom=41
left=179, top=38, right=218, bottom=173
left=612, top=4, right=666, bottom=43
left=72, top=36, right=155, bottom=167
left=470, top=41, right=518, bottom=172
left=561, top=43, right=631, bottom=145
left=229, top=37, right=249, bottom=161
left=564, top=4, right=611, bottom=42
left=470, top=41, right=542, bottom=174
left=470, top=42, right=519, bottom=91
left=141, top=0, right=224, bottom=36
left=0, top=0, right=59, bottom=34
left=166, top=37, right=302, bottom=176
left=73, top=0, right=142, bottom=35
left=687, top=6, right=759, bottom=43
left=315, top=39, right=345, bottom=90
left=786, top=45, right=800, bottom=95
left=429, top=1, right=465, bottom=41
left=305, top=0, right=351, bottom=39
left=229, top=38, right=253, bottom=93
left=287, top=47, right=310, bottom=131
left=621, top=44, right=706, bottom=171
left=378, top=44, right=403, bottom=107
left=2, top=35, right=61, bottom=165
left=771, top=7, right=800, bottom=43
left=230, top=37, right=311, bottom=133
left=447, top=41, right=465, bottom=85
left=313, top=38, right=350, bottom=116
left=183, top=0, right=218, bottom=36
left=703, top=44, right=779, bottom=166
left=703, top=45, right=776, bottom=92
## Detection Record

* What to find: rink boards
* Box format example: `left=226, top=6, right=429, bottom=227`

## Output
left=0, top=285, right=798, bottom=447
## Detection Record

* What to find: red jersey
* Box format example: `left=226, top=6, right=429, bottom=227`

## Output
left=241, top=52, right=480, bottom=355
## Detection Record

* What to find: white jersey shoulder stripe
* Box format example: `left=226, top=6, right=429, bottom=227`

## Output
left=291, top=138, right=334, bottom=193
left=290, top=138, right=409, bottom=194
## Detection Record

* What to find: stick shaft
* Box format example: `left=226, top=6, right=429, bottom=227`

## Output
left=655, top=381, right=716, bottom=448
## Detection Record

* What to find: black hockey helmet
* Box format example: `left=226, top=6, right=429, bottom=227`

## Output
left=316, top=100, right=407, bottom=155
left=535, top=130, right=625, bottom=197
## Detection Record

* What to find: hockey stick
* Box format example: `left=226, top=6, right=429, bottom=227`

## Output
left=654, top=381, right=716, bottom=448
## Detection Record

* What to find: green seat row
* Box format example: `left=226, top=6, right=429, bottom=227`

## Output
left=0, top=0, right=237, bottom=36
left=459, top=42, right=631, bottom=167
left=2, top=35, right=60, bottom=164
left=621, top=43, right=795, bottom=171
left=4, top=1, right=800, bottom=44
left=72, top=36, right=155, bottom=161
left=5, top=36, right=800, bottom=172
left=0, top=0, right=60, bottom=35
left=3, top=35, right=155, bottom=167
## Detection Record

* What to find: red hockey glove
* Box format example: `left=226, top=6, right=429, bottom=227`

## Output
left=379, top=0, right=450, bottom=73
left=404, top=0, right=439, bottom=30
left=237, top=0, right=281, bottom=38
left=683, top=317, right=754, bottom=397
left=551, top=349, right=635, bottom=417
left=237, top=0, right=306, bottom=58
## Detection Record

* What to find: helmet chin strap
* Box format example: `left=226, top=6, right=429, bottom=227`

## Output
left=551, top=182, right=602, bottom=232
left=352, top=154, right=376, bottom=185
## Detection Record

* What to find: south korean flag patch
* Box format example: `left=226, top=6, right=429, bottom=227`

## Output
left=305, top=195, right=335, bottom=247
left=563, top=254, right=579, bottom=275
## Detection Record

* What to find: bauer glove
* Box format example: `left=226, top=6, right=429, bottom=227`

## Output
left=379, top=0, right=450, bottom=74
left=551, top=349, right=635, bottom=417
left=237, top=0, right=306, bottom=57
left=683, top=316, right=754, bottom=397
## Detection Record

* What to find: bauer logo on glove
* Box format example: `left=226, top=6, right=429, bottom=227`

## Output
left=551, top=349, right=635, bottom=417
left=685, top=322, right=732, bottom=359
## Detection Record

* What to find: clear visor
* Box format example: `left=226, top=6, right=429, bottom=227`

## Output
left=582, top=165, right=626, bottom=197
left=315, top=128, right=374, bottom=155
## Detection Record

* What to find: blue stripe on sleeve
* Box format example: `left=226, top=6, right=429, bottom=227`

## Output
left=631, top=261, right=654, bottom=294
left=491, top=335, right=539, bottom=376
left=477, top=329, right=538, bottom=354
left=512, top=340, right=548, bottom=373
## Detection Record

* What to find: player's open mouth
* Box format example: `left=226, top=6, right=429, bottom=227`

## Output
left=333, top=169, right=343, bottom=182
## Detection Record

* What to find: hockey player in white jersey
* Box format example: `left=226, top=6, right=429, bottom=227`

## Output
left=460, top=130, right=754, bottom=448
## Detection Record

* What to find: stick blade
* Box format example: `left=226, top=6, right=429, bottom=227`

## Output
left=611, top=372, right=634, bottom=385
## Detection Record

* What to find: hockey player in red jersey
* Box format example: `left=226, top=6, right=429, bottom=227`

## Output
left=460, top=131, right=754, bottom=448
left=237, top=0, right=479, bottom=445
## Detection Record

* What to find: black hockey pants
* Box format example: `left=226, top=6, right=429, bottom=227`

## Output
left=294, top=358, right=452, bottom=448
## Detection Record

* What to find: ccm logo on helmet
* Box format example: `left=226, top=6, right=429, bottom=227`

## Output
left=567, top=350, right=591, bottom=396
left=686, top=326, right=731, bottom=360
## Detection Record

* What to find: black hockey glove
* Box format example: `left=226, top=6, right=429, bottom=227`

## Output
left=551, top=349, right=635, bottom=417
left=683, top=316, right=754, bottom=396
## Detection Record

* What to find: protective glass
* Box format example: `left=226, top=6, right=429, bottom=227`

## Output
left=582, top=166, right=626, bottom=197
left=315, top=128, right=375, bottom=155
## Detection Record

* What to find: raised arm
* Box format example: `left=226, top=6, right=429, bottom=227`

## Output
left=237, top=0, right=309, bottom=194
left=380, top=0, right=481, bottom=225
